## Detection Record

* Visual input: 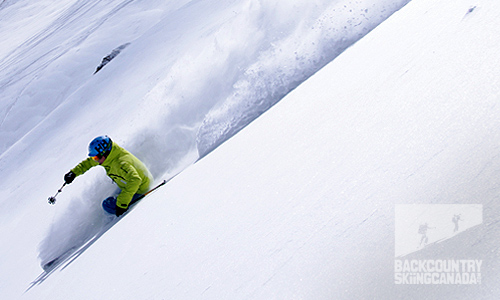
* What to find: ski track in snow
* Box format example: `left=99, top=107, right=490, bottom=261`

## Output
left=0, top=0, right=156, bottom=154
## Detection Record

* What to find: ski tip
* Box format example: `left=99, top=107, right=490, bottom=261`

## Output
left=42, top=259, right=58, bottom=272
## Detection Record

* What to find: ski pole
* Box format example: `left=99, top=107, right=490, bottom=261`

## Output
left=48, top=183, right=67, bottom=205
left=134, top=180, right=167, bottom=201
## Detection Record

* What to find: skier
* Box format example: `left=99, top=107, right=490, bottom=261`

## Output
left=418, top=222, right=435, bottom=247
left=452, top=214, right=463, bottom=232
left=63, top=136, right=153, bottom=217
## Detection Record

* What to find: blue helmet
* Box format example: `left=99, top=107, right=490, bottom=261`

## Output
left=88, top=136, right=112, bottom=157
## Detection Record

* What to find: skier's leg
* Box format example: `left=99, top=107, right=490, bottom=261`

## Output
left=102, top=196, right=117, bottom=214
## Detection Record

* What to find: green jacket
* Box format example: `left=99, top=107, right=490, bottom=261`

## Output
left=71, top=143, right=153, bottom=209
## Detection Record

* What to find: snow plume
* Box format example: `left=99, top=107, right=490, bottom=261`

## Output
left=38, top=170, right=117, bottom=268
left=196, top=0, right=411, bottom=157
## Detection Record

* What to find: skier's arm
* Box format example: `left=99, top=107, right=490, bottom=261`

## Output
left=115, top=162, right=142, bottom=209
left=71, top=157, right=99, bottom=176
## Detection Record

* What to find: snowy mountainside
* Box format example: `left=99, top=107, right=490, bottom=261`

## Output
left=2, top=0, right=500, bottom=299
left=21, top=0, right=500, bottom=298
left=0, top=0, right=413, bottom=299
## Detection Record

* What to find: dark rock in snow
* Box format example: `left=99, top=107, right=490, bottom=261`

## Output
left=94, top=43, right=130, bottom=74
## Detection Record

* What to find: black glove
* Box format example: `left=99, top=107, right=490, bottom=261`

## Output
left=115, top=206, right=128, bottom=217
left=64, top=171, right=76, bottom=184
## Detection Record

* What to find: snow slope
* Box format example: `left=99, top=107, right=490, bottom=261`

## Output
left=1, top=0, right=500, bottom=299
